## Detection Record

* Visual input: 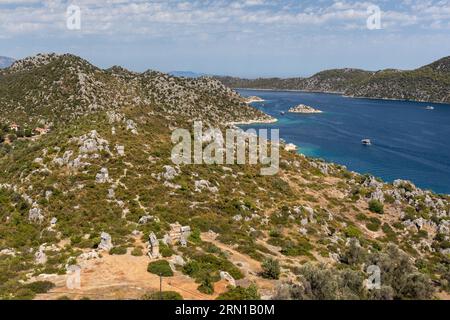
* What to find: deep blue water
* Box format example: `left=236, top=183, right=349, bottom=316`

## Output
left=237, top=89, right=450, bottom=195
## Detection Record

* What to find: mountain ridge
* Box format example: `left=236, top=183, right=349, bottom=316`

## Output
left=0, top=53, right=272, bottom=127
left=215, top=56, right=450, bottom=104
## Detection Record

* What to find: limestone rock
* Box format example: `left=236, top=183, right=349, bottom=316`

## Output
left=98, top=232, right=113, bottom=251
left=95, top=168, right=109, bottom=183
left=29, top=206, right=44, bottom=223
left=220, top=271, right=236, bottom=287
left=194, top=180, right=218, bottom=193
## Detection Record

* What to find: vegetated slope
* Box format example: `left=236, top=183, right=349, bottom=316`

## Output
left=0, top=54, right=449, bottom=300
left=0, top=53, right=271, bottom=127
left=216, top=56, right=450, bottom=104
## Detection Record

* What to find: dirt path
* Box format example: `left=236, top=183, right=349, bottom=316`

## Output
left=35, top=253, right=214, bottom=300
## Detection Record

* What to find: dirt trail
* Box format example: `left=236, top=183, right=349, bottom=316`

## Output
left=35, top=253, right=214, bottom=300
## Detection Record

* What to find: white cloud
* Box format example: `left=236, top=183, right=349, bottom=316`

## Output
left=0, top=0, right=448, bottom=39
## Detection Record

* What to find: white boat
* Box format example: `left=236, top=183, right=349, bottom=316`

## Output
left=426, top=106, right=435, bottom=110
left=361, top=139, right=372, bottom=146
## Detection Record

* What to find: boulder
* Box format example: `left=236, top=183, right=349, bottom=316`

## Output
left=95, top=168, right=109, bottom=183
left=220, top=271, right=236, bottom=287
left=162, top=165, right=178, bottom=180
left=138, top=215, right=154, bottom=224
left=194, top=180, right=218, bottom=193
left=98, top=232, right=113, bottom=251
left=35, top=246, right=47, bottom=265
left=116, top=145, right=125, bottom=156
left=29, top=206, right=44, bottom=223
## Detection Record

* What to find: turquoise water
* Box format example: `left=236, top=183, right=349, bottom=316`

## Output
left=237, top=89, right=450, bottom=195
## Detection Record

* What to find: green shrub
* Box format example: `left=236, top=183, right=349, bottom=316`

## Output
left=109, top=246, right=127, bottom=255
left=160, top=243, right=174, bottom=258
left=24, top=281, right=55, bottom=294
left=366, top=217, right=381, bottom=231
left=147, top=260, right=173, bottom=277
left=369, top=200, right=384, bottom=214
left=261, top=258, right=280, bottom=280
left=182, top=253, right=243, bottom=282
left=344, top=225, right=362, bottom=238
left=13, top=288, right=36, bottom=300
left=141, top=291, right=183, bottom=300
left=198, top=276, right=214, bottom=295
left=131, top=247, right=143, bottom=256
left=188, top=229, right=202, bottom=244
left=216, top=284, right=260, bottom=300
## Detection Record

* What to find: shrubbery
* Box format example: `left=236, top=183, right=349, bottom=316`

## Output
left=369, top=200, right=384, bottom=214
left=197, top=276, right=214, bottom=295
left=23, top=281, right=55, bottom=294
left=261, top=258, right=280, bottom=280
left=141, top=291, right=183, bottom=300
left=109, top=247, right=127, bottom=255
left=217, top=284, right=260, bottom=300
left=147, top=260, right=173, bottom=277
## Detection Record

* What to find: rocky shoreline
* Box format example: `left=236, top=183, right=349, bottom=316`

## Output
left=243, top=96, right=265, bottom=104
left=288, top=104, right=322, bottom=114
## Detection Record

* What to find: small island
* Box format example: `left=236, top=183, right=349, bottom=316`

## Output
left=244, top=96, right=265, bottom=104
left=288, top=104, right=322, bottom=114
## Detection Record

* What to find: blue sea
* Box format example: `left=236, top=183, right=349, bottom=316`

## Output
left=237, top=89, right=450, bottom=195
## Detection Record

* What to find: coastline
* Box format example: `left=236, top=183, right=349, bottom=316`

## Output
left=235, top=87, right=450, bottom=106
left=237, top=91, right=450, bottom=195
left=227, top=117, right=278, bottom=126
left=244, top=98, right=266, bottom=104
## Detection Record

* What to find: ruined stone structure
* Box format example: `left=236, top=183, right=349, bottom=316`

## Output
left=168, top=222, right=191, bottom=246
left=148, top=232, right=160, bottom=259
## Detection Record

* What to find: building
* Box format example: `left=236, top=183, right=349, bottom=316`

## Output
left=9, top=123, right=19, bottom=131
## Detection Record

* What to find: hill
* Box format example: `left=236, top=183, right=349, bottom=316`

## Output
left=0, top=56, right=15, bottom=69
left=216, top=57, right=450, bottom=104
left=0, top=53, right=271, bottom=127
left=0, top=54, right=449, bottom=300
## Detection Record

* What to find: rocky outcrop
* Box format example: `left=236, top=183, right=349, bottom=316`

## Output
left=98, top=232, right=113, bottom=251
left=288, top=104, right=322, bottom=114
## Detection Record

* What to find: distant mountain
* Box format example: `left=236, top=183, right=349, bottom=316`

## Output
left=216, top=56, right=450, bottom=104
left=169, top=71, right=206, bottom=78
left=0, top=56, right=15, bottom=68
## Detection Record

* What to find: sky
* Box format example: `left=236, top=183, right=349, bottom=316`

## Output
left=0, top=0, right=450, bottom=77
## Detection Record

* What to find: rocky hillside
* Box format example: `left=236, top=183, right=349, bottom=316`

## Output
left=0, top=54, right=449, bottom=301
left=0, top=56, right=15, bottom=69
left=0, top=53, right=271, bottom=127
left=216, top=56, right=450, bottom=104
